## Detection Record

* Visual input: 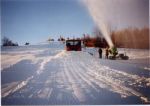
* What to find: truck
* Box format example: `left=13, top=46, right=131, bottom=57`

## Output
left=66, top=39, right=81, bottom=51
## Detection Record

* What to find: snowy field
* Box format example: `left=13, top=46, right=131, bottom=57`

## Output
left=1, top=42, right=150, bottom=105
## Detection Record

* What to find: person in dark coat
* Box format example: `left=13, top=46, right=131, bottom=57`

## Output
left=98, top=47, right=102, bottom=58
left=105, top=47, right=109, bottom=59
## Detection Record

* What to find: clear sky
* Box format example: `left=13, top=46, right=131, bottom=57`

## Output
left=1, top=0, right=149, bottom=45
left=1, top=0, right=94, bottom=45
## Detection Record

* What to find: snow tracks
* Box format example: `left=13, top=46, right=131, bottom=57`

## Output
left=2, top=51, right=150, bottom=105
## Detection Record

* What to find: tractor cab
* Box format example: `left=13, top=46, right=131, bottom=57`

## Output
left=66, top=40, right=81, bottom=51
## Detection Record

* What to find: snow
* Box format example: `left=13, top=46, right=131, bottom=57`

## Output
left=84, top=47, right=150, bottom=60
left=1, top=42, right=150, bottom=105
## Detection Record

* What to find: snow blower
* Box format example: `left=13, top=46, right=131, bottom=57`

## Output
left=109, top=46, right=129, bottom=60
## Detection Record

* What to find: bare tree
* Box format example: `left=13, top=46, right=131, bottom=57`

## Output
left=2, top=37, right=18, bottom=46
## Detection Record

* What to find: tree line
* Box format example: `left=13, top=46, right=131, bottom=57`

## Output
left=111, top=27, right=149, bottom=49
left=2, top=27, right=149, bottom=49
left=2, top=37, right=19, bottom=46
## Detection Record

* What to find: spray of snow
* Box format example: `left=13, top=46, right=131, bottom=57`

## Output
left=82, top=0, right=149, bottom=47
left=83, top=0, right=115, bottom=47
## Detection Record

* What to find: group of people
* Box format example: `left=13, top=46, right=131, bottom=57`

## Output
left=98, top=47, right=109, bottom=59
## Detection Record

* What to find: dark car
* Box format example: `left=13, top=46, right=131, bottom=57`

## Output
left=66, top=40, right=81, bottom=51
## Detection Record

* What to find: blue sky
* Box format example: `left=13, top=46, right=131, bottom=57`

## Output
left=1, top=0, right=94, bottom=45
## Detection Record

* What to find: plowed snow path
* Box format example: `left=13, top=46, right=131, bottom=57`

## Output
left=2, top=50, right=150, bottom=105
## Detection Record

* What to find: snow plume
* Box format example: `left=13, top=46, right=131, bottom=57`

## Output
left=82, top=0, right=149, bottom=47
left=83, top=0, right=114, bottom=47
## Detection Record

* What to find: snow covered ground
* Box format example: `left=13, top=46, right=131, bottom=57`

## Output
left=1, top=42, right=150, bottom=105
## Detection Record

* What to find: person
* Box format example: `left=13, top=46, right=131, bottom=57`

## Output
left=98, top=47, right=102, bottom=58
left=105, top=47, right=109, bottom=59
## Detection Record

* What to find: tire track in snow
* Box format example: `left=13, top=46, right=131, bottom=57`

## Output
left=2, top=76, right=34, bottom=98
left=64, top=52, right=105, bottom=103
left=64, top=51, right=147, bottom=102
left=2, top=47, right=149, bottom=104
left=45, top=54, right=79, bottom=104
left=2, top=51, right=66, bottom=99
left=67, top=57, right=88, bottom=102
left=79, top=52, right=150, bottom=103
left=69, top=52, right=102, bottom=99
left=25, top=51, right=66, bottom=99
left=63, top=52, right=88, bottom=103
